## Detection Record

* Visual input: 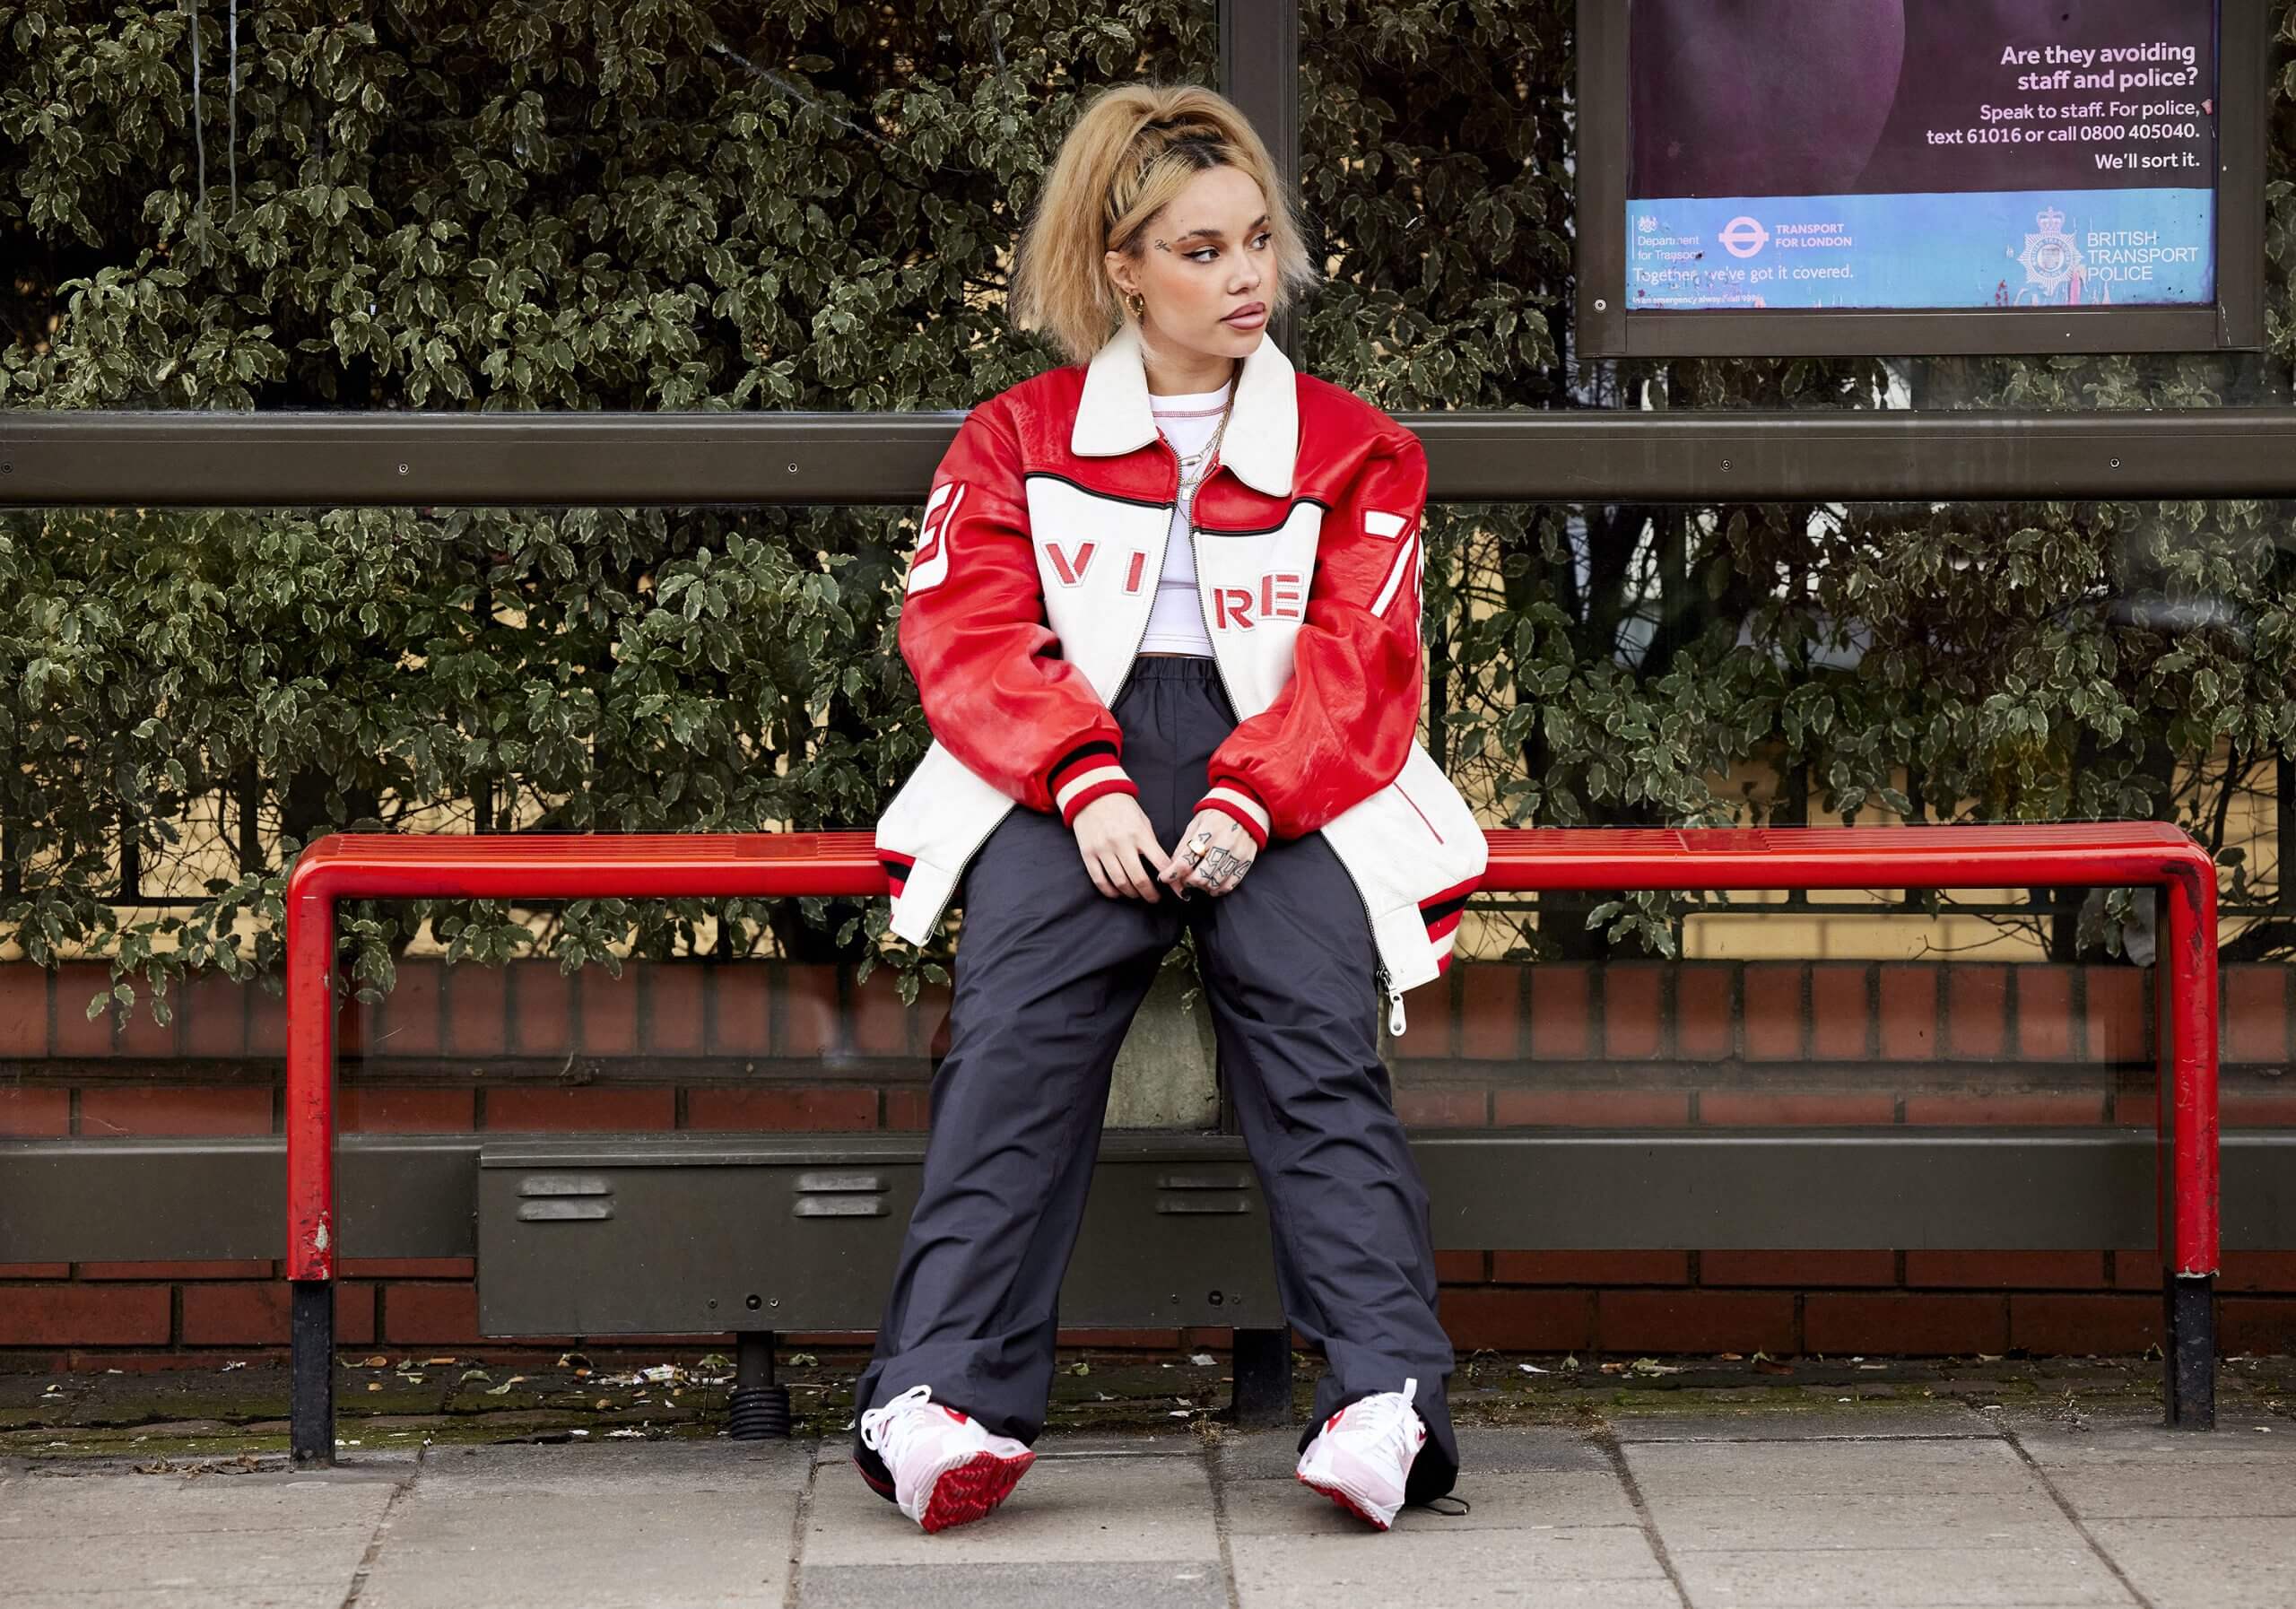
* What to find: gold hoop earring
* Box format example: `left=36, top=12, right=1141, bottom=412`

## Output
left=1126, top=292, right=1145, bottom=319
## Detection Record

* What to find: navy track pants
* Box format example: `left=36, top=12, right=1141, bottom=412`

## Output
left=851, top=656, right=1459, bottom=1505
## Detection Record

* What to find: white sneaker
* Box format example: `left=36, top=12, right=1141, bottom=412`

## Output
left=856, top=1383, right=1036, bottom=1532
left=1294, top=1377, right=1428, bottom=1530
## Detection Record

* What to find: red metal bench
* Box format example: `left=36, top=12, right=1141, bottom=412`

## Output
left=282, top=822, right=2219, bottom=1465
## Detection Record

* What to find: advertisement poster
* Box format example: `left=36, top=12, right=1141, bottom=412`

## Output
left=1625, top=0, right=2218, bottom=311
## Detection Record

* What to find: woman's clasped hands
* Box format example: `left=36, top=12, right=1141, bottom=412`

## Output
left=1069, top=793, right=1256, bottom=903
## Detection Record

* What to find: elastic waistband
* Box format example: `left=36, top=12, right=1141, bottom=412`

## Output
left=1125, top=654, right=1221, bottom=682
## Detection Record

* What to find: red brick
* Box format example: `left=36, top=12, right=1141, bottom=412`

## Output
left=1604, top=965, right=1664, bottom=1061
left=645, top=965, right=706, bottom=1057
left=0, top=1284, right=170, bottom=1345
left=1805, top=1292, right=2007, bottom=1355
left=2223, top=965, right=2288, bottom=1066
left=1392, top=985, right=1444, bottom=1054
left=246, top=983, right=287, bottom=1060
left=1459, top=966, right=1524, bottom=1060
left=2010, top=1292, right=2158, bottom=1353
left=441, top=962, right=508, bottom=1057
left=1438, top=1287, right=1592, bottom=1352
left=2107, top=1247, right=2165, bottom=1292
left=339, top=1257, right=475, bottom=1279
left=1904, top=1251, right=2107, bottom=1289
left=79, top=1260, right=270, bottom=1280
left=509, top=961, right=571, bottom=1057
left=0, top=1086, right=70, bottom=1136
left=115, top=988, right=178, bottom=1059
left=382, top=1282, right=480, bottom=1344
left=53, top=962, right=115, bottom=1057
left=1597, top=1289, right=1795, bottom=1353
left=0, top=966, right=47, bottom=1057
left=1527, top=965, right=1590, bottom=1059
left=1700, top=1250, right=1898, bottom=1287
left=1432, top=1250, right=1486, bottom=1283
left=482, top=1087, right=674, bottom=1131
left=1674, top=966, right=1734, bottom=1061
left=685, top=1087, right=879, bottom=1131
left=340, top=1086, right=474, bottom=1133
left=0, top=1263, right=73, bottom=1278
left=1810, top=964, right=1869, bottom=1060
left=1492, top=1251, right=1689, bottom=1285
left=1396, top=1088, right=1487, bottom=1127
left=1492, top=1090, right=1692, bottom=1126
left=782, top=966, right=839, bottom=1057
left=2220, top=1252, right=2296, bottom=1293
left=2223, top=1092, right=2296, bottom=1126
left=1745, top=964, right=1805, bottom=1060
left=78, top=1086, right=271, bottom=1138
left=374, top=961, right=443, bottom=1058
left=2016, top=967, right=2075, bottom=1061
left=1945, top=966, right=2010, bottom=1060
left=711, top=968, right=772, bottom=1056
left=181, top=1280, right=375, bottom=1346
left=883, top=1086, right=932, bottom=1130
left=851, top=965, right=909, bottom=1057
left=918, top=982, right=953, bottom=1061
left=578, top=966, right=640, bottom=1057
left=1877, top=964, right=1938, bottom=1060
left=1697, top=1092, right=1895, bottom=1126
left=1900, top=1092, right=2108, bottom=1125
left=180, top=972, right=248, bottom=1059
left=2115, top=1092, right=2160, bottom=1127
left=2221, top=1298, right=2296, bottom=1354
left=2085, top=967, right=2148, bottom=1063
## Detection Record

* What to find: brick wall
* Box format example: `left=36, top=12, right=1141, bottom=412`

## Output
left=3, top=958, right=2292, bottom=1370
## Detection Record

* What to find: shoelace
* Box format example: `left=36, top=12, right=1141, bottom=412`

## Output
left=858, top=1381, right=938, bottom=1469
left=1333, top=1376, right=1424, bottom=1472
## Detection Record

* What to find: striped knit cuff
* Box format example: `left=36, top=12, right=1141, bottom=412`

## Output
left=1193, top=775, right=1271, bottom=849
left=1048, top=740, right=1138, bottom=827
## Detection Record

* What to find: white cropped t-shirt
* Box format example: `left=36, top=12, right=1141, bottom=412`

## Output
left=1135, top=378, right=1232, bottom=657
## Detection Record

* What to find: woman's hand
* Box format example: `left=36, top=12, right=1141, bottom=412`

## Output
left=1158, top=810, right=1256, bottom=899
left=1070, top=792, right=1172, bottom=901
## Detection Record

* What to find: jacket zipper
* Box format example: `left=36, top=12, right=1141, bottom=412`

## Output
left=1183, top=442, right=1405, bottom=1039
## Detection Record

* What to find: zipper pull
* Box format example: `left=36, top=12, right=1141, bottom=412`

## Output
left=1381, top=970, right=1406, bottom=1037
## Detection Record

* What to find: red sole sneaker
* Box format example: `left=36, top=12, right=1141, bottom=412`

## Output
left=1298, top=1470, right=1392, bottom=1530
left=919, top=1448, right=1036, bottom=1533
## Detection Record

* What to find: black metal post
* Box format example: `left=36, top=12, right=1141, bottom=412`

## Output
left=289, top=1280, right=335, bottom=1466
left=2164, top=1274, right=2216, bottom=1430
left=1231, top=1327, right=1293, bottom=1427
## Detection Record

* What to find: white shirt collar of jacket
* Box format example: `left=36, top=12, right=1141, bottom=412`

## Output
left=1070, top=317, right=1300, bottom=500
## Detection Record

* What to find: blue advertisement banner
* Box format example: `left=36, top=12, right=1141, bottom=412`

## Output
left=1626, top=188, right=2215, bottom=310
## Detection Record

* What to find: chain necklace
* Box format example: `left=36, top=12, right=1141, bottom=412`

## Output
left=1173, top=363, right=1239, bottom=495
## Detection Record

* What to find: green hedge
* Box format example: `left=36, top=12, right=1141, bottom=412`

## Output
left=2, top=0, right=2292, bottom=1027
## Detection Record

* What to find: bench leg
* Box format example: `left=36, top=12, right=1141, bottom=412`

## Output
left=290, top=1280, right=335, bottom=1467
left=2163, top=1274, right=2215, bottom=1430
left=728, top=1330, right=792, bottom=1439
left=1231, top=1327, right=1293, bottom=1427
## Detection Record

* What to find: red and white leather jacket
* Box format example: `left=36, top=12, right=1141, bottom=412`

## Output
left=874, top=320, right=1487, bottom=1031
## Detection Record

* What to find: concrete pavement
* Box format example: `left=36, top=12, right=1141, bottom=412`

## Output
left=4, top=1397, right=2292, bottom=1607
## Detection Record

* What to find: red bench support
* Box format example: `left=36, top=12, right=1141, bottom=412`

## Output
left=283, top=822, right=2218, bottom=1465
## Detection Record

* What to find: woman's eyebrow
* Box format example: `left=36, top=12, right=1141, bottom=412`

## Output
left=1171, top=213, right=1272, bottom=244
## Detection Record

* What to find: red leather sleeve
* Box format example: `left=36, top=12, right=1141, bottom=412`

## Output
left=897, top=396, right=1135, bottom=823
left=1194, top=419, right=1429, bottom=844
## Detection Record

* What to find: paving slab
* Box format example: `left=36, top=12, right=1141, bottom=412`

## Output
left=1223, top=1466, right=1641, bottom=1535
left=0, top=1465, right=397, bottom=1605
left=1627, top=1436, right=2042, bottom=1500
left=352, top=1441, right=808, bottom=1609
left=1213, top=1422, right=1609, bottom=1481
left=2010, top=1422, right=2296, bottom=1518
left=1229, top=1527, right=1678, bottom=1609
left=2083, top=1517, right=2296, bottom=1609
left=797, top=1560, right=1229, bottom=1608
left=804, top=1444, right=1218, bottom=1565
left=1606, top=1399, right=1991, bottom=1441
left=1660, top=1544, right=2135, bottom=1607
